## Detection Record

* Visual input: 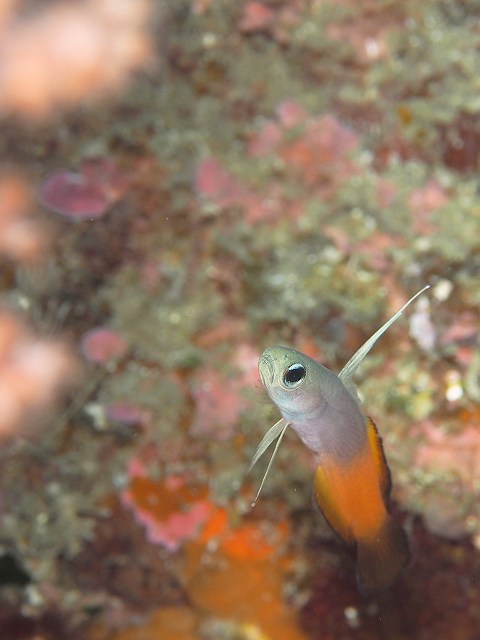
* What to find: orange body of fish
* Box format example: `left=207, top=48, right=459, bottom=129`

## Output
left=313, top=417, right=410, bottom=593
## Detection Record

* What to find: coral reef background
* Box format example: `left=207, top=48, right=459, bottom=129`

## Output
left=0, top=1, right=479, bottom=638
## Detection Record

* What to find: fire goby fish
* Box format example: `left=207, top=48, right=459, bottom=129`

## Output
left=250, top=286, right=429, bottom=594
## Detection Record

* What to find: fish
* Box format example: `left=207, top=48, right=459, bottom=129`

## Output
left=250, top=285, right=429, bottom=594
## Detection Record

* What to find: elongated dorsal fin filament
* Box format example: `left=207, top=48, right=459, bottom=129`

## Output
left=339, top=285, right=430, bottom=401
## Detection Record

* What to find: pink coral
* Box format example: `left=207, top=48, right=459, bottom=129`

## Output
left=121, top=461, right=212, bottom=550
left=232, top=342, right=261, bottom=388
left=133, top=500, right=210, bottom=550
left=239, top=2, right=275, bottom=33
left=80, top=327, right=128, bottom=363
left=190, top=367, right=246, bottom=440
left=275, top=99, right=307, bottom=128
left=408, top=179, right=449, bottom=213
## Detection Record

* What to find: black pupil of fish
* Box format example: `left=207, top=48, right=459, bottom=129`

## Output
left=284, top=363, right=306, bottom=385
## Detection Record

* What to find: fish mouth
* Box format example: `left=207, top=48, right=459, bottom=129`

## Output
left=258, top=351, right=275, bottom=387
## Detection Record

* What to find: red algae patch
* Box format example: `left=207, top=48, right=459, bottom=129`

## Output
left=221, top=522, right=278, bottom=562
left=194, top=155, right=291, bottom=224
left=280, top=114, right=359, bottom=186
left=248, top=105, right=360, bottom=194
left=237, top=0, right=304, bottom=44
left=80, top=327, right=128, bottom=364
left=195, top=157, right=248, bottom=209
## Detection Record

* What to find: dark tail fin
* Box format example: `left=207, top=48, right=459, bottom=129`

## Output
left=356, top=518, right=410, bottom=595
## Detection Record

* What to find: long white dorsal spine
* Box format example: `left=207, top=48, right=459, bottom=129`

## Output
left=339, top=285, right=430, bottom=392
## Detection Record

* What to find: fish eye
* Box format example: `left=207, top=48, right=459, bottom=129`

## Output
left=283, top=363, right=306, bottom=387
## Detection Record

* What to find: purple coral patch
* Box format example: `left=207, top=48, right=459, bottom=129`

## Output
left=38, top=158, right=128, bottom=220
left=39, top=169, right=111, bottom=219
